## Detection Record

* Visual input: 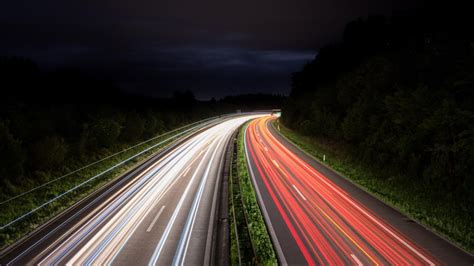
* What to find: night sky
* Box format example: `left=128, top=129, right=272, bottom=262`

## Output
left=1, top=0, right=420, bottom=99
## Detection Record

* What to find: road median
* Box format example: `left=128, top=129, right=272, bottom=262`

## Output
left=228, top=122, right=277, bottom=265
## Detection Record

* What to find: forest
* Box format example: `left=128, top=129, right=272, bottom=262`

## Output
left=282, top=2, right=473, bottom=248
left=0, top=57, right=284, bottom=197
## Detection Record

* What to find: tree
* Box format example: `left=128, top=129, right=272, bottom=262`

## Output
left=120, top=112, right=146, bottom=143
left=30, top=136, right=68, bottom=171
left=0, top=121, right=25, bottom=182
left=88, top=118, right=121, bottom=149
left=143, top=111, right=165, bottom=138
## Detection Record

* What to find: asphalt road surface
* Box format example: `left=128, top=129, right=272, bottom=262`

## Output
left=0, top=114, right=261, bottom=265
left=245, top=115, right=474, bottom=265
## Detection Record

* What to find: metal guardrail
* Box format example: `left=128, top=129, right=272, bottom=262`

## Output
left=0, top=116, right=219, bottom=206
left=0, top=115, right=222, bottom=230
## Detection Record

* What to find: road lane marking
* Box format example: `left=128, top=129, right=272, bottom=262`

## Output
left=149, top=118, right=257, bottom=265
left=204, top=128, right=243, bottom=265
left=77, top=148, right=197, bottom=265
left=15, top=141, right=180, bottom=265
left=351, top=254, right=363, bottom=266
left=106, top=169, right=186, bottom=263
left=292, top=185, right=307, bottom=201
left=147, top=206, right=166, bottom=232
left=62, top=133, right=210, bottom=265
left=182, top=166, right=191, bottom=177
left=104, top=133, right=217, bottom=264
left=174, top=135, right=225, bottom=265
left=148, top=135, right=218, bottom=265
left=38, top=148, right=185, bottom=265
left=272, top=159, right=279, bottom=168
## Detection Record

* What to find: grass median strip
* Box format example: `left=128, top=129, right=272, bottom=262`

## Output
left=229, top=122, right=277, bottom=265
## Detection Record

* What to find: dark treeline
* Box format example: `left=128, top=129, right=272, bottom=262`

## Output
left=283, top=2, right=473, bottom=211
left=0, top=57, right=283, bottom=190
left=219, top=93, right=286, bottom=111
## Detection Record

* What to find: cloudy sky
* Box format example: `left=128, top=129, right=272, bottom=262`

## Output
left=1, top=0, right=420, bottom=99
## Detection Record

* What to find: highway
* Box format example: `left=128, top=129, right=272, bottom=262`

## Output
left=245, top=116, right=474, bottom=265
left=0, top=114, right=261, bottom=265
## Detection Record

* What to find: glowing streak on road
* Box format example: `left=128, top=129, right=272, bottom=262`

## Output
left=245, top=116, right=439, bottom=265
left=5, top=115, right=261, bottom=265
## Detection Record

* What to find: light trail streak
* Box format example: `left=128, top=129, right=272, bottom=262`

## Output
left=173, top=135, right=225, bottom=265
left=351, top=254, right=364, bottom=266
left=4, top=114, right=262, bottom=265
left=0, top=116, right=219, bottom=207
left=292, top=184, right=307, bottom=201
left=245, top=116, right=439, bottom=265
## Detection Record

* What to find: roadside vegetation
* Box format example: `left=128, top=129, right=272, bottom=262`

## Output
left=0, top=115, right=214, bottom=249
left=0, top=56, right=284, bottom=250
left=281, top=3, right=473, bottom=252
left=229, top=123, right=277, bottom=265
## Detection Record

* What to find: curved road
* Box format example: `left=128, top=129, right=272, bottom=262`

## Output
left=0, top=114, right=260, bottom=265
left=245, top=116, right=474, bottom=265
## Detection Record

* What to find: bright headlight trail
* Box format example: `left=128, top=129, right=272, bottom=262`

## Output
left=2, top=114, right=262, bottom=265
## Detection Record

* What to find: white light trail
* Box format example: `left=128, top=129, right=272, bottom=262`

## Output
left=18, top=114, right=265, bottom=266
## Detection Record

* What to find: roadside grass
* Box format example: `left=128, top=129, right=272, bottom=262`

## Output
left=229, top=132, right=253, bottom=265
left=275, top=120, right=474, bottom=253
left=0, top=120, right=213, bottom=249
left=229, top=123, right=277, bottom=265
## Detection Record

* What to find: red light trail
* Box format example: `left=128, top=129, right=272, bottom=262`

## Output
left=245, top=116, right=439, bottom=265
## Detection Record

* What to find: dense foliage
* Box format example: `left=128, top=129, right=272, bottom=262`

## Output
left=0, top=58, right=285, bottom=247
left=282, top=3, right=473, bottom=248
left=0, top=57, right=284, bottom=200
left=236, top=124, right=277, bottom=264
left=0, top=103, right=205, bottom=195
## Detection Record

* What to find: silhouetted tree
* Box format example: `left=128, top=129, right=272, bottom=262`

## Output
left=120, top=111, right=146, bottom=143
left=283, top=3, right=474, bottom=210
left=29, top=136, right=68, bottom=171
left=0, top=121, right=25, bottom=183
left=88, top=118, right=122, bottom=149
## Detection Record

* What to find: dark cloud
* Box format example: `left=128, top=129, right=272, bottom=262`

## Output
left=0, top=0, right=421, bottom=99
